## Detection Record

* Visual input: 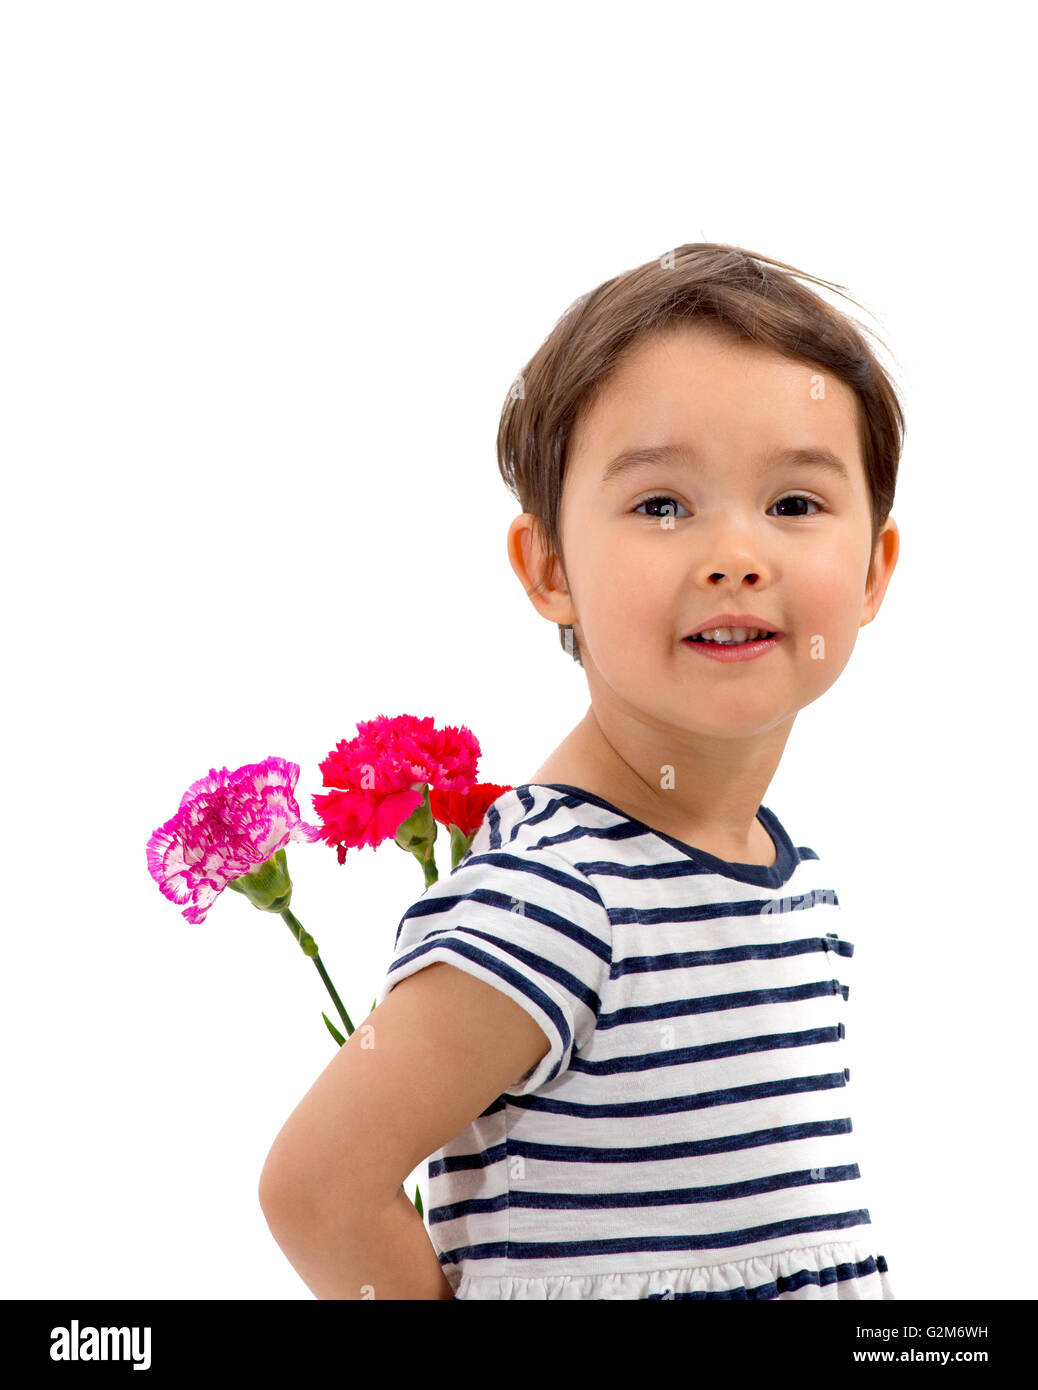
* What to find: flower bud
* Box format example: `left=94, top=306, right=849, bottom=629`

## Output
left=449, top=822, right=475, bottom=869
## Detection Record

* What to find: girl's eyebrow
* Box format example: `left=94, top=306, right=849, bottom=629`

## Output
left=599, top=442, right=852, bottom=488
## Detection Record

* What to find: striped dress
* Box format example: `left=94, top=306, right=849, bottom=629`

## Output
left=377, top=783, right=896, bottom=1300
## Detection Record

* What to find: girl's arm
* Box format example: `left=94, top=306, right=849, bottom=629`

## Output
left=257, top=961, right=551, bottom=1299
left=262, top=1166, right=454, bottom=1301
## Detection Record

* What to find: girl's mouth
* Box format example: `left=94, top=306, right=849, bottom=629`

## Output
left=683, top=633, right=783, bottom=662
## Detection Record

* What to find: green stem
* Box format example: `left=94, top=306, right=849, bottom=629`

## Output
left=280, top=908, right=354, bottom=1036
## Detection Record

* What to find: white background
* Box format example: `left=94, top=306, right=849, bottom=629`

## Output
left=2, top=0, right=1034, bottom=1301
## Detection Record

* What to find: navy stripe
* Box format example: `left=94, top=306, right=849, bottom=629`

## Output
left=568, top=1024, right=844, bottom=1076
left=531, top=819, right=653, bottom=856
left=430, top=1115, right=854, bottom=1179
left=642, top=1253, right=884, bottom=1299
left=480, top=1068, right=852, bottom=1120
left=599, top=978, right=848, bottom=1027
left=506, top=1116, right=854, bottom=1163
left=443, top=1207, right=874, bottom=1262
left=401, top=851, right=604, bottom=914
left=601, top=882, right=838, bottom=916
left=430, top=1164, right=863, bottom=1223
left=611, top=934, right=852, bottom=976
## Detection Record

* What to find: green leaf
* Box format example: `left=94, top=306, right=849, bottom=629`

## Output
left=322, top=1012, right=346, bottom=1047
left=414, top=1184, right=424, bottom=1218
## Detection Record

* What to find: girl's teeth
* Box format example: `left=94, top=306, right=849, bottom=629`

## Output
left=697, top=627, right=766, bottom=644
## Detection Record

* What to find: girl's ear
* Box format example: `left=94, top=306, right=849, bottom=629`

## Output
left=506, top=514, right=577, bottom=625
left=861, top=517, right=899, bottom=627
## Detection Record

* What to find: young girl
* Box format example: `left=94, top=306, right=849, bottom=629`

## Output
left=258, top=243, right=902, bottom=1300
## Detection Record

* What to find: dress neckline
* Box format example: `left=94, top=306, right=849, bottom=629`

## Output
left=520, top=782, right=801, bottom=888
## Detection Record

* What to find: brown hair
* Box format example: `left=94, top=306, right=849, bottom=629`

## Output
left=496, top=242, right=905, bottom=665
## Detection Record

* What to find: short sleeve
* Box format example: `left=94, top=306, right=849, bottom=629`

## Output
left=377, top=844, right=613, bottom=1097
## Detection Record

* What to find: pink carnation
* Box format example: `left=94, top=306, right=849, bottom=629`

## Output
left=312, top=714, right=480, bottom=862
left=147, top=756, right=322, bottom=924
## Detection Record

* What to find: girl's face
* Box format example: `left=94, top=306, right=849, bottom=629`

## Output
left=551, top=324, right=897, bottom=743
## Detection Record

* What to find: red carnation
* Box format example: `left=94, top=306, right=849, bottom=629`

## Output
left=312, top=714, right=481, bottom=864
left=431, top=783, right=514, bottom=839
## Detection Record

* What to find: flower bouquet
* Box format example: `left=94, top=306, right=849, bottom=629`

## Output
left=146, top=713, right=511, bottom=1215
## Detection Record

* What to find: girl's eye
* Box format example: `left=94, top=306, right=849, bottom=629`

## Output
left=633, top=495, right=690, bottom=519
left=633, top=494, right=824, bottom=519
left=768, top=494, right=823, bottom=518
